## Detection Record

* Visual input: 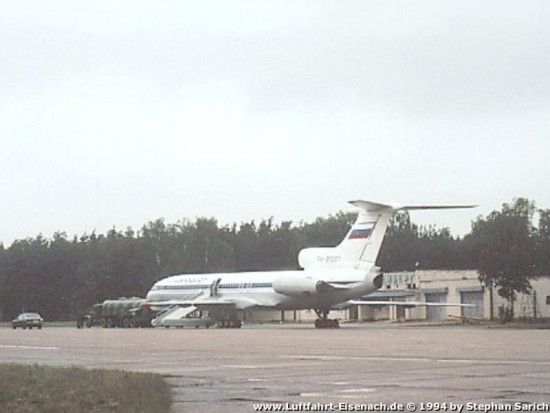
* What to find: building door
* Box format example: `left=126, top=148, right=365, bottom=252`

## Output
left=425, top=293, right=447, bottom=320
left=348, top=306, right=358, bottom=320
left=461, top=291, right=484, bottom=318
left=396, top=305, right=406, bottom=320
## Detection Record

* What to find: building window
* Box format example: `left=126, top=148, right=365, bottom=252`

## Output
left=546, top=296, right=550, bottom=305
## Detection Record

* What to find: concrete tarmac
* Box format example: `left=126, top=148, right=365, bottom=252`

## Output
left=1, top=323, right=549, bottom=412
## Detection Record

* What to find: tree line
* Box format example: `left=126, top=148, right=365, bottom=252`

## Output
left=1, top=198, right=549, bottom=320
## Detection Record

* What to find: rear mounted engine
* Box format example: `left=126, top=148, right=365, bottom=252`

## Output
left=373, top=272, right=383, bottom=289
left=272, top=275, right=320, bottom=295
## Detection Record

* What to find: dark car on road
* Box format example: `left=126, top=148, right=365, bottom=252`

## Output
left=12, top=313, right=44, bottom=329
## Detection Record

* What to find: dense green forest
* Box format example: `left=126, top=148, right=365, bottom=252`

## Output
left=1, top=198, right=549, bottom=320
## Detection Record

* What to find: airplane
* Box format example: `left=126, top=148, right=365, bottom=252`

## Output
left=144, top=200, right=476, bottom=328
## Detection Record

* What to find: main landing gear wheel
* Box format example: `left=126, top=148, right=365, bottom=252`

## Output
left=314, top=319, right=339, bottom=329
left=217, top=319, right=242, bottom=329
left=314, top=309, right=340, bottom=329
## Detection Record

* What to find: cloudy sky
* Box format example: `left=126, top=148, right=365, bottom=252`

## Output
left=1, top=1, right=549, bottom=244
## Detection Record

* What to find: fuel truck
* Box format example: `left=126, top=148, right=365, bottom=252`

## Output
left=76, top=297, right=154, bottom=328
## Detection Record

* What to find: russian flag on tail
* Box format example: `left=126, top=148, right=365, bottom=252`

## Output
left=348, top=222, right=375, bottom=239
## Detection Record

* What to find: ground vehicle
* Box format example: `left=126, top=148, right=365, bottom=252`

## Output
left=12, top=313, right=44, bottom=329
left=77, top=297, right=154, bottom=328
left=150, top=305, right=216, bottom=328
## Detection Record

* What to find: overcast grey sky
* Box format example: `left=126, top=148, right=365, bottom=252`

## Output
left=1, top=1, right=549, bottom=244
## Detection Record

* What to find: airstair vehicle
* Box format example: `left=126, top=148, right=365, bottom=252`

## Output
left=151, top=304, right=215, bottom=328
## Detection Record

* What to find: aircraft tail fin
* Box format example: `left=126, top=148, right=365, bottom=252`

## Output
left=337, top=201, right=395, bottom=265
left=297, top=200, right=476, bottom=269
left=338, top=200, right=476, bottom=265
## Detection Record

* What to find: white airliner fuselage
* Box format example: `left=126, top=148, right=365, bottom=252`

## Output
left=146, top=268, right=383, bottom=311
left=145, top=200, right=475, bottom=328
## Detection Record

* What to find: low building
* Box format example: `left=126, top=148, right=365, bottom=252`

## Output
left=246, top=270, right=550, bottom=323
left=354, top=270, right=550, bottom=322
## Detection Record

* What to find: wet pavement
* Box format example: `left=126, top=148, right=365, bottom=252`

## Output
left=1, top=322, right=549, bottom=412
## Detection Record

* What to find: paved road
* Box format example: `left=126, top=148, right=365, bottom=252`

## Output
left=1, top=323, right=549, bottom=412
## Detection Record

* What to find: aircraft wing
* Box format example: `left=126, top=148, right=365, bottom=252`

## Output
left=339, top=300, right=475, bottom=309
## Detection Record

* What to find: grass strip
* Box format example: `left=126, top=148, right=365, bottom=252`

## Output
left=0, top=363, right=171, bottom=413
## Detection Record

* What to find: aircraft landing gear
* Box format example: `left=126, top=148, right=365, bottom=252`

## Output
left=217, top=319, right=242, bottom=329
left=314, top=310, right=339, bottom=329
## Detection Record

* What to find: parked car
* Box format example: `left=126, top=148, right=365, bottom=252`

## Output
left=12, top=313, right=44, bottom=329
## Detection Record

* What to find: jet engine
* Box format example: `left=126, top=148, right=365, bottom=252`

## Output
left=272, top=275, right=320, bottom=295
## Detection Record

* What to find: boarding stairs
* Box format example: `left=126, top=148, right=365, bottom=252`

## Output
left=151, top=293, right=215, bottom=328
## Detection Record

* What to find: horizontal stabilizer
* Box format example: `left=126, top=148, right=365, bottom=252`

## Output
left=400, top=204, right=478, bottom=210
left=349, top=200, right=477, bottom=212
left=348, top=200, right=397, bottom=212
